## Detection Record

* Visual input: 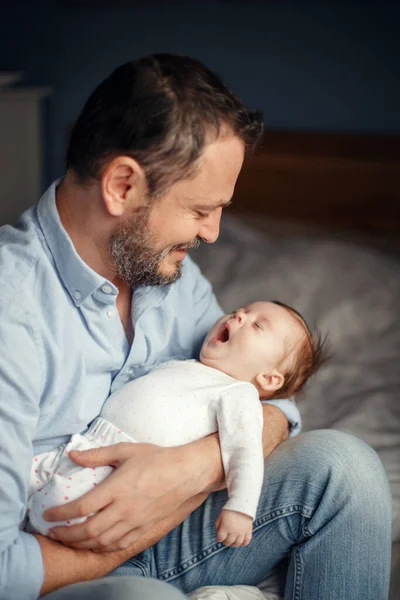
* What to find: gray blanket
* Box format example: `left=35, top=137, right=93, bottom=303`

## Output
left=193, top=215, right=400, bottom=544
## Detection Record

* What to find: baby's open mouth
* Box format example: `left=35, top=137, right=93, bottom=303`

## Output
left=217, top=324, right=230, bottom=343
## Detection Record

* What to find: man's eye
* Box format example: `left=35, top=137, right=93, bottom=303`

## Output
left=254, top=322, right=263, bottom=331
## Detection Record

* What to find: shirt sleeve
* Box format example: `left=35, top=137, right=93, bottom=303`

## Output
left=185, top=256, right=224, bottom=358
left=214, top=384, right=264, bottom=519
left=0, top=300, right=45, bottom=600
left=261, top=398, right=302, bottom=437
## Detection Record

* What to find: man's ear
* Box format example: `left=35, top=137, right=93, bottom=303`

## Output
left=101, top=156, right=147, bottom=217
left=256, top=370, right=284, bottom=394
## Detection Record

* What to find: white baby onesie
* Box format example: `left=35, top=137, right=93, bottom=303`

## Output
left=27, top=360, right=264, bottom=534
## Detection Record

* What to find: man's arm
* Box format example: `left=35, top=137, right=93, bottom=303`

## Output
left=0, top=302, right=45, bottom=600
left=37, top=492, right=208, bottom=596
left=261, top=404, right=290, bottom=455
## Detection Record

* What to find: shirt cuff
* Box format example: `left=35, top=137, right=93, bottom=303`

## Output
left=223, top=497, right=257, bottom=521
left=261, top=398, right=302, bottom=437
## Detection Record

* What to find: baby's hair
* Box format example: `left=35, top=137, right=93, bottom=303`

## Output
left=268, top=300, right=331, bottom=399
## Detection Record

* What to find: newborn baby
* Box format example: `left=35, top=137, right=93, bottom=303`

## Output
left=27, top=301, right=327, bottom=547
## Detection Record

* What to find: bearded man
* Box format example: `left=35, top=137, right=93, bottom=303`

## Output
left=0, top=54, right=391, bottom=600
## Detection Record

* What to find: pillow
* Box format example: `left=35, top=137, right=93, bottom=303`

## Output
left=193, top=215, right=400, bottom=540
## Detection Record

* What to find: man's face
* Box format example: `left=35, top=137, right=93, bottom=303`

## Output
left=110, top=132, right=245, bottom=287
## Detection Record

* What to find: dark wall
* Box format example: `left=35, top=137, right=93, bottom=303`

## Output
left=1, top=1, right=399, bottom=183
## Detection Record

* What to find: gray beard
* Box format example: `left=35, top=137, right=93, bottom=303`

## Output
left=110, top=208, right=200, bottom=287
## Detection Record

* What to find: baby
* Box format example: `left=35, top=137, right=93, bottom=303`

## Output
left=27, top=301, right=328, bottom=547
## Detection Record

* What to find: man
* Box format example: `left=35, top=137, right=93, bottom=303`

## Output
left=0, top=54, right=392, bottom=600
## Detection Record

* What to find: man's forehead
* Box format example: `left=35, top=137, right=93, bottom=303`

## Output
left=193, top=134, right=244, bottom=186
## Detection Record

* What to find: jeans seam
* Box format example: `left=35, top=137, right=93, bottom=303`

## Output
left=125, top=558, right=149, bottom=577
left=293, top=546, right=302, bottom=600
left=159, top=541, right=226, bottom=582
left=159, top=504, right=314, bottom=583
left=253, top=504, right=313, bottom=533
left=292, top=512, right=314, bottom=599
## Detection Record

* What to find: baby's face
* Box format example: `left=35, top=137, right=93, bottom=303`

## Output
left=200, top=301, right=306, bottom=390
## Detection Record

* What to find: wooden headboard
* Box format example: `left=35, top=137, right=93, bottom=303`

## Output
left=232, top=131, right=400, bottom=235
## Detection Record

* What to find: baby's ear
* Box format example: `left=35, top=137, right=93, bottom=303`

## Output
left=256, top=370, right=284, bottom=394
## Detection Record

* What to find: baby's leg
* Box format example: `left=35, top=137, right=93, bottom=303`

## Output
left=28, top=434, right=112, bottom=535
left=26, top=445, right=65, bottom=532
left=29, top=447, right=62, bottom=497
left=28, top=417, right=132, bottom=535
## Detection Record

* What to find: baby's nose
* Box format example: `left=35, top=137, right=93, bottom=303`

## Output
left=235, top=310, right=246, bottom=323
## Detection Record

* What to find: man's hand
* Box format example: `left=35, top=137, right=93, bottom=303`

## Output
left=37, top=490, right=209, bottom=595
left=216, top=509, right=253, bottom=547
left=43, top=442, right=198, bottom=552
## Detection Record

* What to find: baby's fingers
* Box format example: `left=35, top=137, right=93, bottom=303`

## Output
left=243, top=532, right=252, bottom=546
left=216, top=525, right=229, bottom=544
left=216, top=520, right=234, bottom=545
left=229, top=534, right=243, bottom=547
left=221, top=532, right=239, bottom=547
left=233, top=532, right=252, bottom=547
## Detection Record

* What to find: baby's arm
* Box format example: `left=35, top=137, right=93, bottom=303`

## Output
left=213, top=384, right=264, bottom=547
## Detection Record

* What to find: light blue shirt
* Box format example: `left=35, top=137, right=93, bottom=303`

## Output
left=0, top=180, right=300, bottom=600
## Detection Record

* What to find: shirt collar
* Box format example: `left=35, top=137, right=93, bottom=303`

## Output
left=36, top=179, right=172, bottom=311
left=37, top=178, right=113, bottom=306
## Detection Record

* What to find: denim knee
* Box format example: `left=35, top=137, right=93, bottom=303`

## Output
left=284, top=429, right=392, bottom=525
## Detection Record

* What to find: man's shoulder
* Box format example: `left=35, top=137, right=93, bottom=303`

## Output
left=0, top=210, right=48, bottom=309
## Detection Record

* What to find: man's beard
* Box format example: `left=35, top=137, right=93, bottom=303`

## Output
left=110, top=207, right=200, bottom=287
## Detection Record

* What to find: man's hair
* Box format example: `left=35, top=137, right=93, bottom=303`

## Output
left=66, top=54, right=263, bottom=197
left=268, top=301, right=331, bottom=400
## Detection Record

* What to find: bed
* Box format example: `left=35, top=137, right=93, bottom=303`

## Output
left=192, top=130, right=400, bottom=599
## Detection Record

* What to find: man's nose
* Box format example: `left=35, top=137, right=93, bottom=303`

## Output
left=199, top=208, right=222, bottom=244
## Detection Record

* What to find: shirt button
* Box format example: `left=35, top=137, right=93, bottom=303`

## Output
left=74, top=291, right=82, bottom=300
left=107, top=308, right=116, bottom=319
left=102, top=284, right=112, bottom=294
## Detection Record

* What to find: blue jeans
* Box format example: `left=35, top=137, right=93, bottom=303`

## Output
left=47, top=430, right=392, bottom=600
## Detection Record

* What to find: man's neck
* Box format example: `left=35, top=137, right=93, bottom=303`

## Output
left=56, top=173, right=122, bottom=287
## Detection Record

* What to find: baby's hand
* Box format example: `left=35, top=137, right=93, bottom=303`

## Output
left=216, top=509, right=253, bottom=547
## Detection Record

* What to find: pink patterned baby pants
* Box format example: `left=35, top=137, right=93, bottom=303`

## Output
left=27, top=417, right=133, bottom=535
